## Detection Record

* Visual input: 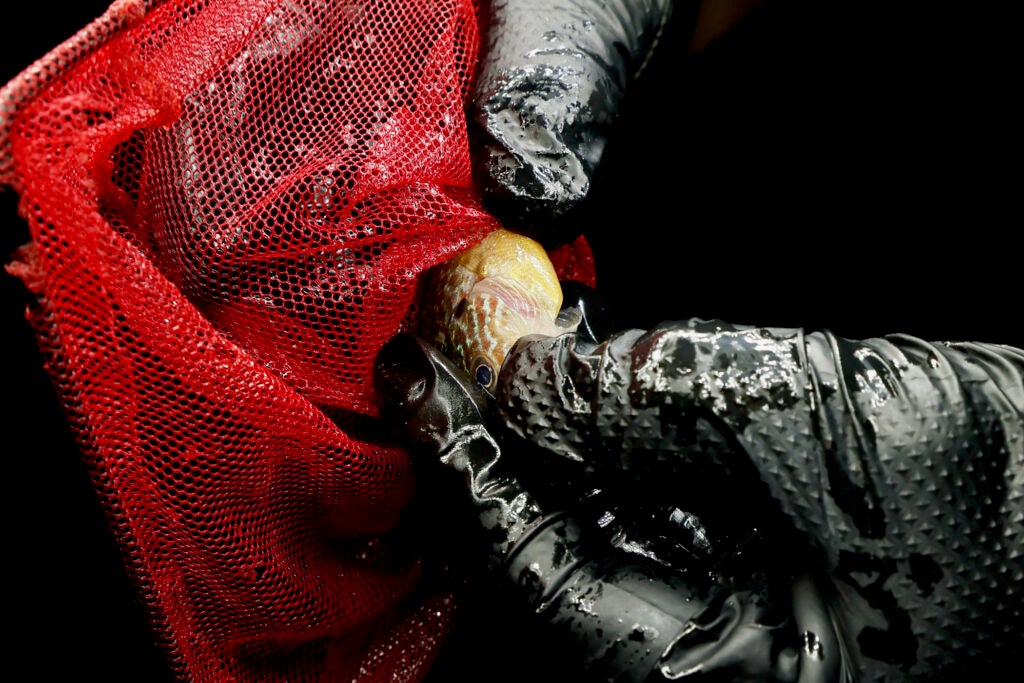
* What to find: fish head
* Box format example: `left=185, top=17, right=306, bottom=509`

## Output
left=420, top=229, right=576, bottom=393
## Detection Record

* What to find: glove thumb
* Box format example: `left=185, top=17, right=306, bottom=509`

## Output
left=472, top=0, right=673, bottom=246
left=374, top=332, right=549, bottom=567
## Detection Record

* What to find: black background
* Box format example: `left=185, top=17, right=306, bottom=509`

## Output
left=3, top=2, right=1019, bottom=681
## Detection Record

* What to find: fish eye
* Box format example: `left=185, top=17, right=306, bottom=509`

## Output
left=472, top=357, right=495, bottom=390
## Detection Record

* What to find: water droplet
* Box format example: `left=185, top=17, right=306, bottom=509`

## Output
left=801, top=631, right=824, bottom=660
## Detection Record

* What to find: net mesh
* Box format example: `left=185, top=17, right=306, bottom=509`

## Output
left=1, top=1, right=596, bottom=680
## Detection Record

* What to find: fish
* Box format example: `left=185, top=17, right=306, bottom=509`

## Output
left=418, top=228, right=578, bottom=392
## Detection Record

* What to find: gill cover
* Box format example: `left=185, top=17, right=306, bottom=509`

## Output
left=420, top=228, right=572, bottom=391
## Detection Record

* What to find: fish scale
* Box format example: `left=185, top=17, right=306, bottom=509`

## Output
left=418, top=228, right=574, bottom=391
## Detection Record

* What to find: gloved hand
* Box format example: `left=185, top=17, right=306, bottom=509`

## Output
left=469, top=0, right=674, bottom=247
left=374, top=329, right=843, bottom=683
left=491, top=319, right=1024, bottom=680
left=470, top=1, right=772, bottom=250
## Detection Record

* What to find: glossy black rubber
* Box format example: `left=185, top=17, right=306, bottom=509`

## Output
left=496, top=320, right=1024, bottom=680
left=470, top=0, right=674, bottom=247
left=374, top=332, right=841, bottom=682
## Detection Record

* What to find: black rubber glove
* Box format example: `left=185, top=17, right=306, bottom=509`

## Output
left=374, top=331, right=845, bottom=683
left=494, top=320, right=1024, bottom=680
left=470, top=0, right=674, bottom=247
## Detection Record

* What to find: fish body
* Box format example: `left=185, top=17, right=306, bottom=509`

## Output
left=420, top=229, right=574, bottom=391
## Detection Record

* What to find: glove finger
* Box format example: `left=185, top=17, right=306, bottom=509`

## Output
left=375, top=331, right=492, bottom=454
left=559, top=280, right=620, bottom=344
left=375, top=333, right=552, bottom=566
left=472, top=0, right=674, bottom=245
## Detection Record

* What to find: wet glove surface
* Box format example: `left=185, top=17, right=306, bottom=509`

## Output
left=496, top=320, right=1024, bottom=679
left=470, top=0, right=674, bottom=246
left=374, top=331, right=846, bottom=683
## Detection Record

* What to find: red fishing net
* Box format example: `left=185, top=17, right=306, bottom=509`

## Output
left=1, top=1, right=595, bottom=681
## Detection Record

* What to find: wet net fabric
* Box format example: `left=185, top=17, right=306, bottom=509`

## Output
left=0, top=1, right=596, bottom=681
